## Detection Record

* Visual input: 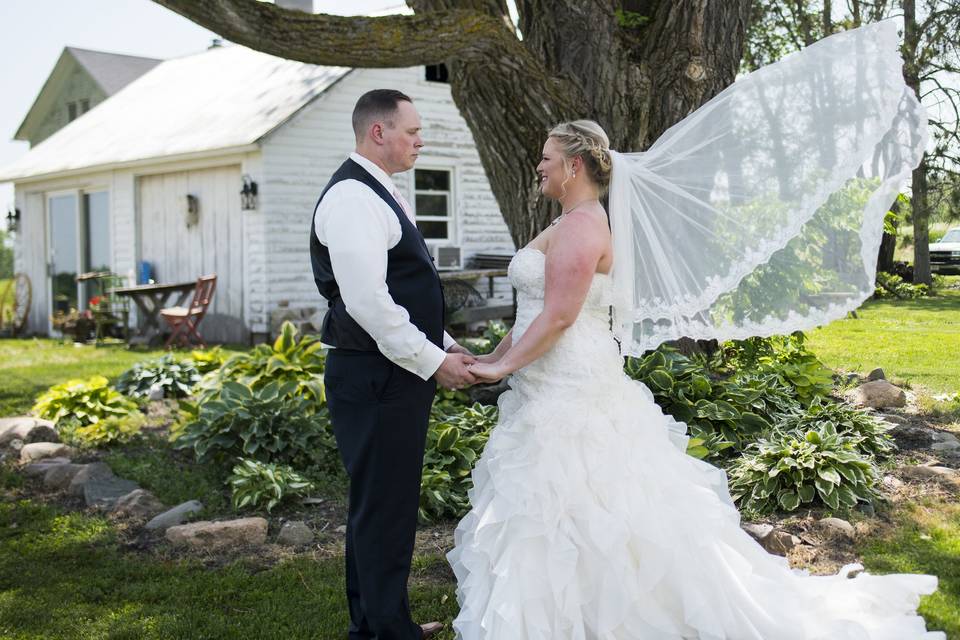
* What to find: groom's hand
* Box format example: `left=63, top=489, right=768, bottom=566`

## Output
left=435, top=353, right=477, bottom=390
left=446, top=343, right=474, bottom=357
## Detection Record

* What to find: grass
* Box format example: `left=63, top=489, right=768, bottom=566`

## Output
left=0, top=339, right=244, bottom=417
left=861, top=498, right=960, bottom=638
left=807, top=286, right=960, bottom=395
left=0, top=499, right=459, bottom=639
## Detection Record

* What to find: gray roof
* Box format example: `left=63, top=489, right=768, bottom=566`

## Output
left=65, top=47, right=162, bottom=95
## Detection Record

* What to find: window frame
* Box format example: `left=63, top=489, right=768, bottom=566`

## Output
left=412, top=165, right=456, bottom=244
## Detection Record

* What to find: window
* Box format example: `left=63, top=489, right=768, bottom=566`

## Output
left=425, top=63, right=449, bottom=83
left=414, top=168, right=453, bottom=241
left=67, top=102, right=77, bottom=121
left=80, top=99, right=90, bottom=114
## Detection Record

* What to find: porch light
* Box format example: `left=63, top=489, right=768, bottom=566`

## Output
left=5, top=208, right=19, bottom=233
left=241, top=175, right=258, bottom=210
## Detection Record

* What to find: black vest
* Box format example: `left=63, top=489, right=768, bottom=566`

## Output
left=310, top=158, right=445, bottom=352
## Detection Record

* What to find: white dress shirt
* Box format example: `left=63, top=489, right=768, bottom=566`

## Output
left=314, top=152, right=455, bottom=380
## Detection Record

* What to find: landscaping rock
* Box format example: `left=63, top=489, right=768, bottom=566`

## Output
left=764, top=531, right=802, bottom=555
left=334, top=524, right=347, bottom=534
left=900, top=465, right=959, bottom=482
left=277, top=521, right=314, bottom=546
left=68, top=462, right=115, bottom=497
left=866, top=368, right=886, bottom=382
left=856, top=502, right=876, bottom=518
left=146, top=500, right=204, bottom=531
left=849, top=380, right=906, bottom=409
left=931, top=432, right=960, bottom=453
left=876, top=412, right=908, bottom=425
left=113, top=489, right=167, bottom=519
left=7, top=439, right=24, bottom=452
left=20, top=442, right=76, bottom=463
left=741, top=523, right=774, bottom=544
left=84, top=475, right=141, bottom=509
left=888, top=424, right=934, bottom=448
left=0, top=417, right=58, bottom=447
left=165, top=517, right=268, bottom=550
left=882, top=475, right=904, bottom=490
left=42, top=463, right=85, bottom=491
left=22, top=457, right=72, bottom=478
left=817, top=517, right=856, bottom=539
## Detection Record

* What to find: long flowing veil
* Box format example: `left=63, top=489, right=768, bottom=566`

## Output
left=608, top=19, right=928, bottom=356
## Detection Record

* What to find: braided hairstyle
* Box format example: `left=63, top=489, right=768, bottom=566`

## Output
left=547, top=120, right=613, bottom=195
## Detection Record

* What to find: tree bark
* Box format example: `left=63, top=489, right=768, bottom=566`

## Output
left=152, top=0, right=751, bottom=247
left=903, top=0, right=932, bottom=285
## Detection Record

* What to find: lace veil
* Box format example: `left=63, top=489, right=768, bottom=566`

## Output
left=608, top=19, right=928, bottom=355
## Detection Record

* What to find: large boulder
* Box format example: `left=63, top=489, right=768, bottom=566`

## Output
left=22, top=457, right=72, bottom=478
left=277, top=520, right=314, bottom=546
left=0, top=417, right=58, bottom=447
left=931, top=431, right=960, bottom=453
left=165, top=517, right=268, bottom=550
left=901, top=465, right=959, bottom=482
left=84, top=475, right=141, bottom=509
left=20, top=442, right=76, bottom=463
left=848, top=380, right=907, bottom=409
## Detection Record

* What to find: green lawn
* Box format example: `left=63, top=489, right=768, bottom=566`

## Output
left=807, top=287, right=960, bottom=395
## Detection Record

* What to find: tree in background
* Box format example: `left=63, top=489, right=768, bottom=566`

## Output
left=0, top=229, right=13, bottom=280
left=152, top=0, right=751, bottom=247
left=745, top=0, right=960, bottom=284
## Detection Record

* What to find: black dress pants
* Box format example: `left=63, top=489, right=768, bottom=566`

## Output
left=324, top=349, right=437, bottom=640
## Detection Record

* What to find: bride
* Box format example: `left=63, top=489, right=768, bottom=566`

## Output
left=447, top=19, right=943, bottom=640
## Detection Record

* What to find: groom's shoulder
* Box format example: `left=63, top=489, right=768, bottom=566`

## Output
left=315, top=179, right=381, bottom=216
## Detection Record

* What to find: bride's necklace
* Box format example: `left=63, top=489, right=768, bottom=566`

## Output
left=551, top=198, right=600, bottom=226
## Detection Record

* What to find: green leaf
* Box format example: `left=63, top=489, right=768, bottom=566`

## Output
left=778, top=491, right=800, bottom=511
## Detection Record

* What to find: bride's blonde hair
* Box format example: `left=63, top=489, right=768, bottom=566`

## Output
left=548, top=120, right=613, bottom=196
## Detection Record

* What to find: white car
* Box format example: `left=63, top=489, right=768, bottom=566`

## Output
left=930, top=227, right=960, bottom=274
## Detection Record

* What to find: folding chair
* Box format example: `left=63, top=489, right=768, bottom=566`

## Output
left=161, top=274, right=217, bottom=348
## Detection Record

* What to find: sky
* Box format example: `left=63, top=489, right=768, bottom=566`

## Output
left=0, top=0, right=403, bottom=214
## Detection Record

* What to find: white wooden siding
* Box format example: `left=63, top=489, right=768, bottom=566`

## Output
left=137, top=165, right=246, bottom=343
left=259, top=66, right=515, bottom=320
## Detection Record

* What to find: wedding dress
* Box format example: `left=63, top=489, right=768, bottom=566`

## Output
left=445, top=247, right=943, bottom=639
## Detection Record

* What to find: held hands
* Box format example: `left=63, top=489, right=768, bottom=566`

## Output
left=435, top=352, right=477, bottom=390
left=467, top=362, right=509, bottom=384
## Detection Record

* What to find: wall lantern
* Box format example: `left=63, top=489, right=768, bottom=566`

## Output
left=186, top=194, right=199, bottom=228
left=241, top=174, right=258, bottom=211
left=5, top=208, right=20, bottom=234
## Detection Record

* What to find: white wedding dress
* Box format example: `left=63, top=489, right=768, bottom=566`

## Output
left=445, top=247, right=943, bottom=640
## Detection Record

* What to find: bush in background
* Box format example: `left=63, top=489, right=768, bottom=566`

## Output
left=32, top=375, right=138, bottom=427
left=227, top=458, right=314, bottom=513
left=115, top=354, right=201, bottom=399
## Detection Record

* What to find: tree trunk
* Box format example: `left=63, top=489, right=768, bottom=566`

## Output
left=902, top=0, right=931, bottom=285
left=877, top=199, right=899, bottom=273
left=152, top=0, right=751, bottom=247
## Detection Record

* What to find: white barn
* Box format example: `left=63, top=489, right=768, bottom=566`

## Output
left=0, top=44, right=514, bottom=343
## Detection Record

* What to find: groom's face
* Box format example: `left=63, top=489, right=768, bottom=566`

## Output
left=381, top=101, right=424, bottom=173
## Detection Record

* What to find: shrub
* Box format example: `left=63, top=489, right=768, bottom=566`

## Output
left=419, top=403, right=497, bottom=523
left=722, top=333, right=833, bottom=404
left=188, top=347, right=227, bottom=374
left=874, top=271, right=930, bottom=299
left=776, top=397, right=896, bottom=460
left=32, top=375, right=138, bottom=427
left=465, top=320, right=510, bottom=356
left=60, top=412, right=145, bottom=449
left=173, top=380, right=336, bottom=470
left=727, top=422, right=878, bottom=514
left=227, top=458, right=314, bottom=512
left=195, top=321, right=325, bottom=404
left=115, top=354, right=201, bottom=399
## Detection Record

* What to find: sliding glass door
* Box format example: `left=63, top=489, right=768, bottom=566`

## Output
left=47, top=191, right=111, bottom=322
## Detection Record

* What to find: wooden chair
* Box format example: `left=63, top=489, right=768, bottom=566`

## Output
left=161, top=275, right=217, bottom=348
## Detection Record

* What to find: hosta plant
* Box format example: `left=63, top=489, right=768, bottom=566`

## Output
left=60, top=412, right=146, bottom=449
left=196, top=321, right=325, bottom=404
left=115, top=354, right=201, bottom=399
left=32, top=375, right=138, bottom=427
left=727, top=422, right=878, bottom=514
left=419, top=403, right=497, bottom=523
left=776, top=397, right=896, bottom=460
left=227, top=458, right=314, bottom=512
left=188, top=347, right=227, bottom=374
left=174, top=380, right=336, bottom=470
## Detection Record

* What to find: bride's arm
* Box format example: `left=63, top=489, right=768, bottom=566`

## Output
left=475, top=328, right=513, bottom=364
left=473, top=212, right=606, bottom=378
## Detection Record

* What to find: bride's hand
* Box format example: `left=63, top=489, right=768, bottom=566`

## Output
left=468, top=362, right=508, bottom=384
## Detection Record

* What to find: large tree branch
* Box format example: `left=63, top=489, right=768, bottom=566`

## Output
left=152, top=0, right=519, bottom=67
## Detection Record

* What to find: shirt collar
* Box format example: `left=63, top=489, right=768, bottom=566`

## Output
left=349, top=152, right=399, bottom=195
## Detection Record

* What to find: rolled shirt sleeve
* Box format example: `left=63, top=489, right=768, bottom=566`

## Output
left=317, top=186, right=447, bottom=380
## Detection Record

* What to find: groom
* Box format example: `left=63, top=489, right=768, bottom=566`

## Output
left=310, top=89, right=476, bottom=639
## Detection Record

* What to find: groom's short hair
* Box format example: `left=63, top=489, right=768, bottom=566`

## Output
left=352, top=89, right=413, bottom=141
